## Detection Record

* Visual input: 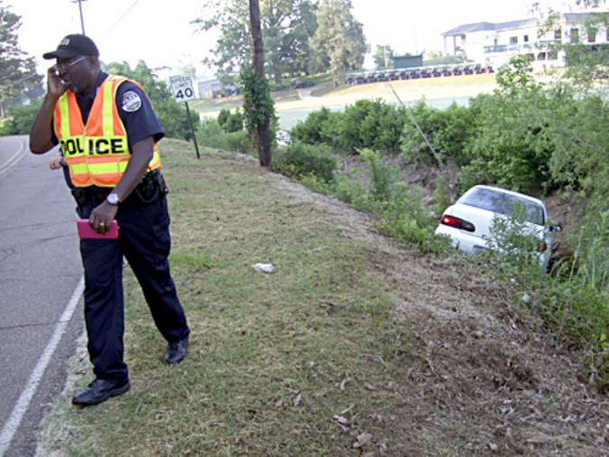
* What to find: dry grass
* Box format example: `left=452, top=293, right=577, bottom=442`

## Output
left=37, top=140, right=608, bottom=456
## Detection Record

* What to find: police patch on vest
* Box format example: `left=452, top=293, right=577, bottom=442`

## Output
left=122, top=91, right=142, bottom=112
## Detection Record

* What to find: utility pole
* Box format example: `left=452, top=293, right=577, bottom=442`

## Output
left=73, top=0, right=87, bottom=35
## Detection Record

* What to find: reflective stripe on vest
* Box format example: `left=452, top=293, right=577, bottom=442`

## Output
left=53, top=75, right=162, bottom=188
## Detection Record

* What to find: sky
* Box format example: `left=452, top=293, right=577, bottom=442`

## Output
left=5, top=0, right=589, bottom=79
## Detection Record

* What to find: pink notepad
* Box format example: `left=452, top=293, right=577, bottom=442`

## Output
left=77, top=220, right=119, bottom=239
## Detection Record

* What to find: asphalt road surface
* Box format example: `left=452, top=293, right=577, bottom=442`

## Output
left=0, top=135, right=84, bottom=457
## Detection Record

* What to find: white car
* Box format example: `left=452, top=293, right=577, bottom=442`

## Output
left=435, top=185, right=562, bottom=270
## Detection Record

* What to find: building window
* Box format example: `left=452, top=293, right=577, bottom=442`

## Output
left=570, top=28, right=579, bottom=43
left=537, top=52, right=547, bottom=61
left=587, top=28, right=597, bottom=43
left=524, top=35, right=529, bottom=43
left=554, top=28, right=562, bottom=42
left=510, top=36, right=518, bottom=44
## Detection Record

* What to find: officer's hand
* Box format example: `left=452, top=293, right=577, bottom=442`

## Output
left=49, top=154, right=64, bottom=170
left=47, top=66, right=68, bottom=98
left=89, top=202, right=118, bottom=235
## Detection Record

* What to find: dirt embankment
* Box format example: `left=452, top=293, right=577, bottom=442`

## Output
left=273, top=169, right=609, bottom=456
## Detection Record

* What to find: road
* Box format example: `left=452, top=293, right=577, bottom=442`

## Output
left=0, top=136, right=83, bottom=457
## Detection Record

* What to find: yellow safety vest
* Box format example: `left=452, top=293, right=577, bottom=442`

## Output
left=53, top=75, right=162, bottom=188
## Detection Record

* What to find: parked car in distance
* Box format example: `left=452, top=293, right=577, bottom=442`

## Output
left=410, top=68, right=421, bottom=79
left=399, top=69, right=411, bottom=80
left=442, top=66, right=453, bottom=77
left=463, top=64, right=475, bottom=75
left=435, top=185, right=562, bottom=271
left=365, top=72, right=378, bottom=83
left=432, top=66, right=443, bottom=77
left=452, top=65, right=464, bottom=76
left=421, top=67, right=433, bottom=78
left=474, top=63, right=486, bottom=74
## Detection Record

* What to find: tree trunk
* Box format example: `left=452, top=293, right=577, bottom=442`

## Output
left=249, top=0, right=272, bottom=167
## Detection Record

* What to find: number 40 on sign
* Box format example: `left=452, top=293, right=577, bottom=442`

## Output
left=169, top=75, right=195, bottom=102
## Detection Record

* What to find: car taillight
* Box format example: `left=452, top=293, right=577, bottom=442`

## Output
left=440, top=215, right=475, bottom=232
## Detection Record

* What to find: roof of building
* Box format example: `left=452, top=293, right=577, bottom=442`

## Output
left=443, top=18, right=536, bottom=37
left=392, top=53, right=424, bottom=59
left=564, top=12, right=601, bottom=22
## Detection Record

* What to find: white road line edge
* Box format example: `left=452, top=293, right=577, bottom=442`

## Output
left=0, top=139, right=26, bottom=177
left=0, top=276, right=84, bottom=456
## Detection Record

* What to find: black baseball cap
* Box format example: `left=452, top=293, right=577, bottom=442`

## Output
left=43, top=34, right=99, bottom=60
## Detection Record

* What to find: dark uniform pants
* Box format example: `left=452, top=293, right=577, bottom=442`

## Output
left=78, top=196, right=189, bottom=383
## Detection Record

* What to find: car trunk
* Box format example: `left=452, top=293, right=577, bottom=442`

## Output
left=449, top=203, right=544, bottom=242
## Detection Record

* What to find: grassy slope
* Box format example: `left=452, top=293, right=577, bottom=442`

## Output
left=37, top=140, right=609, bottom=456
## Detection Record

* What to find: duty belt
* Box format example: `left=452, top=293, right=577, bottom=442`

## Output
left=71, top=170, right=168, bottom=209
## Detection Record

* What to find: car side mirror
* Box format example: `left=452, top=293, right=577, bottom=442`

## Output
left=550, top=224, right=563, bottom=232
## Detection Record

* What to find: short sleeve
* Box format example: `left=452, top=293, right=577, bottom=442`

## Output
left=115, top=81, right=165, bottom=147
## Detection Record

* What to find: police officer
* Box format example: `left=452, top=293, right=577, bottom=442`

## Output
left=29, top=34, right=190, bottom=406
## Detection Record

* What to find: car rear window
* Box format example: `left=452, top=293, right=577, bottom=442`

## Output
left=461, top=188, right=545, bottom=225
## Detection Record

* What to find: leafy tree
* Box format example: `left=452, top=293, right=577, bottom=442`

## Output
left=373, top=45, right=394, bottom=70
left=309, top=0, right=368, bottom=86
left=0, top=1, right=43, bottom=117
left=103, top=61, right=199, bottom=141
left=193, top=0, right=318, bottom=85
left=0, top=98, right=42, bottom=135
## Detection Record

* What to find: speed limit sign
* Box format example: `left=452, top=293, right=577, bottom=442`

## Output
left=169, top=75, right=196, bottom=102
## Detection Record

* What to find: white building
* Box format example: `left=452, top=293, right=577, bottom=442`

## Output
left=442, top=13, right=609, bottom=70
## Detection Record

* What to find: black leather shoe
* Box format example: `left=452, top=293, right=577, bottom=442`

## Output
left=72, top=378, right=130, bottom=407
left=164, top=336, right=189, bottom=364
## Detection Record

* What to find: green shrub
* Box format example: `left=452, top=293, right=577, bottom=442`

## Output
left=273, top=142, right=336, bottom=182
left=0, top=99, right=43, bottom=135
left=226, top=130, right=254, bottom=155
left=377, top=183, right=449, bottom=253
left=360, top=148, right=394, bottom=202
left=332, top=170, right=372, bottom=208
left=225, top=110, right=244, bottom=133
left=290, top=107, right=344, bottom=149
left=401, top=101, right=476, bottom=166
left=341, top=99, right=406, bottom=155
left=218, top=108, right=244, bottom=133
left=482, top=204, right=547, bottom=274
left=217, top=108, right=231, bottom=129
left=431, top=176, right=453, bottom=217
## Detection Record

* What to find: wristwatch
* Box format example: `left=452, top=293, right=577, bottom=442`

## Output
left=106, top=193, right=120, bottom=206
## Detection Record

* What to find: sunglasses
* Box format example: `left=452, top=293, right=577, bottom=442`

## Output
left=56, top=56, right=86, bottom=72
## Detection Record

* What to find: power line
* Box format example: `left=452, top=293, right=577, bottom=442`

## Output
left=106, top=0, right=142, bottom=33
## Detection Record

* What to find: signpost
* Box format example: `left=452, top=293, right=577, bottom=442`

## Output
left=169, top=75, right=200, bottom=159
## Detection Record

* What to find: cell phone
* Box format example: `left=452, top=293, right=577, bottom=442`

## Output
left=77, top=220, right=119, bottom=239
left=50, top=66, right=67, bottom=85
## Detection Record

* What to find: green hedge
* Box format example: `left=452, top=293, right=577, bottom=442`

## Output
left=273, top=142, right=336, bottom=182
